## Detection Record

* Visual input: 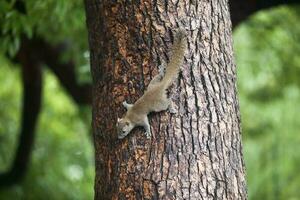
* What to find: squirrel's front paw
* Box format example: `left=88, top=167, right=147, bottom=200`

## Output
left=122, top=101, right=128, bottom=106
left=145, top=131, right=152, bottom=139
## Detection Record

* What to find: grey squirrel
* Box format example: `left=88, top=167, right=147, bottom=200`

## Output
left=117, top=29, right=187, bottom=139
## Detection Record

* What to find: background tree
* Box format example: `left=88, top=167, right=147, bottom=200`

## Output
left=85, top=0, right=247, bottom=199
left=0, top=0, right=94, bottom=198
left=0, top=0, right=91, bottom=186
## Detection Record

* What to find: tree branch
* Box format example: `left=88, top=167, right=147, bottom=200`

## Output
left=0, top=38, right=42, bottom=187
left=34, top=38, right=92, bottom=105
left=0, top=36, right=92, bottom=187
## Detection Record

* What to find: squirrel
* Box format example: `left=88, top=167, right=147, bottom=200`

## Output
left=117, top=29, right=187, bottom=139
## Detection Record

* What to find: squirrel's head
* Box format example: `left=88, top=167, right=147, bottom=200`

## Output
left=116, top=117, right=134, bottom=139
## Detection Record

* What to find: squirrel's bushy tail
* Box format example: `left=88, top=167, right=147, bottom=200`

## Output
left=161, top=29, right=187, bottom=89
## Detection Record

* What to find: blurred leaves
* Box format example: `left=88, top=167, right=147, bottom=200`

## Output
left=0, top=0, right=90, bottom=83
left=234, top=5, right=300, bottom=200
left=0, top=55, right=21, bottom=171
left=0, top=1, right=92, bottom=199
left=0, top=57, right=93, bottom=199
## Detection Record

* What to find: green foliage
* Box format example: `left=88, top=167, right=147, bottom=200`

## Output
left=0, top=56, right=21, bottom=171
left=0, top=57, right=94, bottom=200
left=234, top=5, right=300, bottom=200
left=0, top=0, right=90, bottom=83
left=0, top=1, right=93, bottom=199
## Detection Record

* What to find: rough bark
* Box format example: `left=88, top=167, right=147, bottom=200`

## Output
left=85, top=0, right=247, bottom=199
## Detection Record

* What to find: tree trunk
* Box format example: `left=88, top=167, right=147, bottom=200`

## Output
left=85, top=0, right=247, bottom=199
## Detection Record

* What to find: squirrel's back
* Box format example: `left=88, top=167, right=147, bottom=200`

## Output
left=127, top=30, right=187, bottom=116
